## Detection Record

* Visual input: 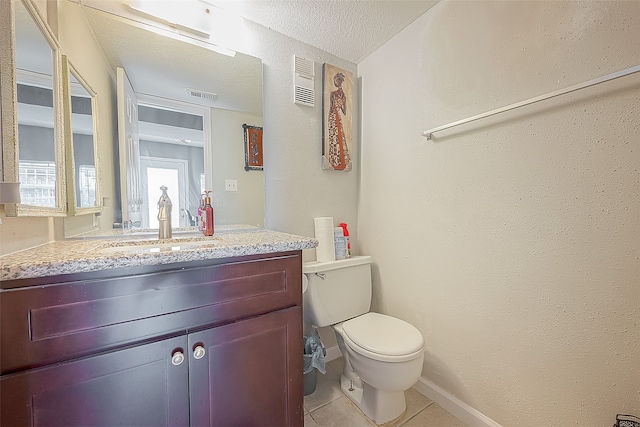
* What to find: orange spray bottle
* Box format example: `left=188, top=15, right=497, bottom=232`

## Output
left=339, top=223, right=351, bottom=258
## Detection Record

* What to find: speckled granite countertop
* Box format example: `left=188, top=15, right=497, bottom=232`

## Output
left=0, top=228, right=317, bottom=282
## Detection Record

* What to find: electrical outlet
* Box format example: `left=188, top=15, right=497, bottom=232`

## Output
left=225, top=179, right=238, bottom=192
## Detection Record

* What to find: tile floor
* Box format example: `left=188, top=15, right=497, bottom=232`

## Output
left=304, top=357, right=466, bottom=427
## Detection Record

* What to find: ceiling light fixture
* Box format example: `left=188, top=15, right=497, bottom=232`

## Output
left=128, top=4, right=209, bottom=38
left=125, top=0, right=236, bottom=57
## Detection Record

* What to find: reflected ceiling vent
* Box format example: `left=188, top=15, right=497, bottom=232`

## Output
left=294, top=55, right=314, bottom=107
left=186, top=88, right=218, bottom=101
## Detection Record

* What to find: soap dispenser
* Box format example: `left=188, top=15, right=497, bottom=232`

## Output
left=157, top=185, right=172, bottom=239
left=202, top=190, right=214, bottom=236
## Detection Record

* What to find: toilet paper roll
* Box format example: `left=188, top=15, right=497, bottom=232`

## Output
left=314, top=217, right=336, bottom=262
left=302, top=274, right=308, bottom=294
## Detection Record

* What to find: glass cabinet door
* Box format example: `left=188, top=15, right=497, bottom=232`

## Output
left=1, top=0, right=66, bottom=216
left=63, top=56, right=101, bottom=215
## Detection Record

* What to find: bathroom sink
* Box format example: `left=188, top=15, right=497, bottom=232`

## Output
left=124, top=229, right=203, bottom=237
left=71, top=228, right=205, bottom=240
left=99, top=237, right=224, bottom=254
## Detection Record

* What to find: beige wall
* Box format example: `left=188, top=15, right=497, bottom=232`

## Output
left=210, top=108, right=263, bottom=227
left=246, top=34, right=359, bottom=260
left=358, top=1, right=640, bottom=425
left=58, top=0, right=116, bottom=236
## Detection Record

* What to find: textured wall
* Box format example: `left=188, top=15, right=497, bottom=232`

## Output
left=358, top=1, right=639, bottom=425
left=229, top=19, right=359, bottom=261
left=210, top=108, right=264, bottom=227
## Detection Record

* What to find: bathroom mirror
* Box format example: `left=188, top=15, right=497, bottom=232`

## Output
left=78, top=2, right=264, bottom=230
left=0, top=0, right=67, bottom=216
left=62, top=55, right=101, bottom=216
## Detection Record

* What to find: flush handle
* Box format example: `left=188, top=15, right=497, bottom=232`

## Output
left=315, top=273, right=326, bottom=280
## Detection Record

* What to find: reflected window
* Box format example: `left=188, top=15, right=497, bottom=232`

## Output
left=16, top=82, right=57, bottom=205
left=14, top=0, right=60, bottom=210
left=78, top=165, right=97, bottom=207
left=68, top=67, right=98, bottom=210
left=18, top=160, right=56, bottom=207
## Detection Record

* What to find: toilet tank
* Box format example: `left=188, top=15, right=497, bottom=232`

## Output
left=303, top=256, right=372, bottom=327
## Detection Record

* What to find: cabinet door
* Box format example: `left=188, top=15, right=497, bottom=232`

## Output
left=189, top=307, right=303, bottom=427
left=0, top=336, right=189, bottom=427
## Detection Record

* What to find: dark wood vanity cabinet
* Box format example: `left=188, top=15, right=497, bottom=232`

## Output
left=0, top=251, right=304, bottom=427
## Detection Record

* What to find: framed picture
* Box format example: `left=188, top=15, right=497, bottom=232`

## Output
left=242, top=124, right=263, bottom=171
left=322, top=63, right=353, bottom=171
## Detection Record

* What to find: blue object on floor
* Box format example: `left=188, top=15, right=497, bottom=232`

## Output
left=303, top=329, right=326, bottom=375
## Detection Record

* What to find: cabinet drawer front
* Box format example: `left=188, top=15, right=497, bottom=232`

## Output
left=1, top=252, right=302, bottom=374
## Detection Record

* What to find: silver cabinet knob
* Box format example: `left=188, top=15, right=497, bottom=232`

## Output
left=193, top=345, right=206, bottom=360
left=171, top=350, right=185, bottom=366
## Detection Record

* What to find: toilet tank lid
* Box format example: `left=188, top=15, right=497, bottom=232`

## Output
left=303, top=256, right=372, bottom=273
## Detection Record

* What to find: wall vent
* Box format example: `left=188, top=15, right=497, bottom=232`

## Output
left=186, top=88, right=218, bottom=101
left=294, top=86, right=314, bottom=107
left=293, top=55, right=314, bottom=107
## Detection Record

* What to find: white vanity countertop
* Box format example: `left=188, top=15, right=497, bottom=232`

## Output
left=0, top=228, right=318, bottom=282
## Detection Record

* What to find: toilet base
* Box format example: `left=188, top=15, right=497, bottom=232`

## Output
left=340, top=374, right=406, bottom=425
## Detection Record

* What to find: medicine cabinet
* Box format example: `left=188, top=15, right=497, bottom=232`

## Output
left=0, top=0, right=67, bottom=217
left=62, top=55, right=101, bottom=216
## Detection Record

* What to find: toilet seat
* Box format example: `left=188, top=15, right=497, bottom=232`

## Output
left=339, top=313, right=424, bottom=362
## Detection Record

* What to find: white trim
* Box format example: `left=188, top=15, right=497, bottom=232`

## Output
left=412, top=377, right=503, bottom=427
left=16, top=69, right=53, bottom=89
left=137, top=92, right=209, bottom=116
left=325, top=344, right=501, bottom=426
left=136, top=93, right=212, bottom=190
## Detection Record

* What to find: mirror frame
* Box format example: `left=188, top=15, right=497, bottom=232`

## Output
left=0, top=0, right=67, bottom=217
left=62, top=55, right=102, bottom=216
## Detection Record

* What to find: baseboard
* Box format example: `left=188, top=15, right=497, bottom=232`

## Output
left=325, top=345, right=500, bottom=426
left=324, top=344, right=341, bottom=362
left=412, top=377, right=502, bottom=427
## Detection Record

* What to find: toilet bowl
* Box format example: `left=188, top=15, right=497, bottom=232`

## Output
left=303, top=256, right=425, bottom=424
left=333, top=313, right=425, bottom=424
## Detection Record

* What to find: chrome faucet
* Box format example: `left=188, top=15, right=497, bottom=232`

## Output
left=157, top=185, right=172, bottom=239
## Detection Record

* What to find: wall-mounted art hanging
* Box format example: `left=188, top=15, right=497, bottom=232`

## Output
left=322, top=63, right=353, bottom=171
left=243, top=124, right=263, bottom=170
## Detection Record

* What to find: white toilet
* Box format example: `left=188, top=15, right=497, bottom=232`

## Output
left=303, top=256, right=425, bottom=425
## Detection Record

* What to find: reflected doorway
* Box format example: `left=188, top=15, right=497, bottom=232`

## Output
left=136, top=96, right=207, bottom=229
left=141, top=158, right=187, bottom=228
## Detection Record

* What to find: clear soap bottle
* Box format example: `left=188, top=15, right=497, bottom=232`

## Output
left=198, top=193, right=205, bottom=232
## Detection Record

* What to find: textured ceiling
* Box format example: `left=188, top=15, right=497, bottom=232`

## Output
left=77, top=0, right=439, bottom=116
left=207, top=0, right=440, bottom=63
